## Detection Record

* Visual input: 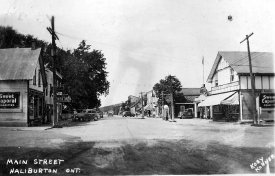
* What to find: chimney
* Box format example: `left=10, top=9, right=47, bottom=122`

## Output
left=31, top=41, right=36, bottom=50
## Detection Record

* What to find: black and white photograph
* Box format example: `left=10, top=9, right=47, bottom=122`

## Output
left=0, top=0, right=274, bottom=175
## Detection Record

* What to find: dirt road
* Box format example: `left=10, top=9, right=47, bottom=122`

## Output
left=0, top=116, right=274, bottom=175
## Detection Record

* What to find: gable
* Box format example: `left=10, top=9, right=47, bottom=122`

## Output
left=207, top=51, right=274, bottom=83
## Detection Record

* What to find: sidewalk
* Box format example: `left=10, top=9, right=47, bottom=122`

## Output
left=0, top=118, right=73, bottom=131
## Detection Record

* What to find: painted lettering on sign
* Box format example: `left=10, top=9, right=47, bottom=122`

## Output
left=0, top=92, right=20, bottom=108
left=259, top=93, right=275, bottom=108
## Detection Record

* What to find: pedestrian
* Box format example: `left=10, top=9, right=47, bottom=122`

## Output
left=152, top=110, right=156, bottom=118
left=164, top=105, right=169, bottom=121
left=148, top=110, right=151, bottom=117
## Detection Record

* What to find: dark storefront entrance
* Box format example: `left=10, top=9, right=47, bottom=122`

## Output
left=28, top=89, right=44, bottom=126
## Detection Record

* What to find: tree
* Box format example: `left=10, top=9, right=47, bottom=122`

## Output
left=153, top=75, right=184, bottom=105
left=0, top=26, right=109, bottom=109
left=62, top=40, right=109, bottom=109
left=153, top=75, right=187, bottom=116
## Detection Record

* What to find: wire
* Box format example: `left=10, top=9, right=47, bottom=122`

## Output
left=230, top=52, right=264, bottom=66
left=54, top=31, right=194, bottom=64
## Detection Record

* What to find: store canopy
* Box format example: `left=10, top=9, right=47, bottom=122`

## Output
left=194, top=94, right=207, bottom=102
left=221, top=92, right=239, bottom=105
left=198, top=92, right=236, bottom=107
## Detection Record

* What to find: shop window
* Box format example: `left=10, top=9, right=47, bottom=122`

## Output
left=33, top=69, right=36, bottom=85
left=230, top=68, right=234, bottom=82
left=38, top=69, right=41, bottom=87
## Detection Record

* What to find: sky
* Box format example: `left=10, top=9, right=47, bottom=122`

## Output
left=0, top=0, right=274, bottom=106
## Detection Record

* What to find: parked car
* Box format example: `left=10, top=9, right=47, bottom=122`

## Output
left=72, top=109, right=97, bottom=122
left=99, top=111, right=104, bottom=118
left=123, top=111, right=135, bottom=117
left=108, top=110, right=114, bottom=117
left=87, top=109, right=101, bottom=121
left=180, top=108, right=193, bottom=119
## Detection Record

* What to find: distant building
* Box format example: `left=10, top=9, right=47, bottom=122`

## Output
left=199, top=51, right=274, bottom=122
left=175, top=88, right=201, bottom=118
left=0, top=48, right=47, bottom=126
left=143, top=90, right=158, bottom=117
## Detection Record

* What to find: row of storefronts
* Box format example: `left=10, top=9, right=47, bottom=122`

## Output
left=133, top=52, right=274, bottom=123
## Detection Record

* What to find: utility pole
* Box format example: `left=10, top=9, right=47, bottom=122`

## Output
left=169, top=77, right=175, bottom=122
left=47, top=16, right=59, bottom=127
left=202, top=56, right=204, bottom=84
left=161, top=91, right=164, bottom=119
left=240, top=32, right=258, bottom=125
left=140, top=92, right=144, bottom=119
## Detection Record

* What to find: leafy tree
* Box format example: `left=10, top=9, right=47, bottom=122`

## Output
left=153, top=75, right=187, bottom=116
left=153, top=75, right=183, bottom=105
left=62, top=40, right=109, bottom=109
left=0, top=26, right=109, bottom=109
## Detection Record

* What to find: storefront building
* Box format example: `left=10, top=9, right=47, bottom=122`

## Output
left=44, top=67, right=64, bottom=123
left=199, top=51, right=274, bottom=122
left=0, top=47, right=47, bottom=126
left=175, top=88, right=201, bottom=118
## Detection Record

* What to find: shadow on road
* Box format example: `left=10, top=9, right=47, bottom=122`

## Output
left=0, top=139, right=274, bottom=175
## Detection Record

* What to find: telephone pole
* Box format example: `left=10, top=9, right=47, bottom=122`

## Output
left=169, top=78, right=175, bottom=122
left=140, top=92, right=144, bottom=119
left=47, top=16, right=59, bottom=127
left=161, top=91, right=164, bottom=119
left=240, top=32, right=258, bottom=124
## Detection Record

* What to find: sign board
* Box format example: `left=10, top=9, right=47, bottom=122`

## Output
left=0, top=92, right=20, bottom=108
left=57, top=94, right=71, bottom=103
left=259, top=93, right=275, bottom=108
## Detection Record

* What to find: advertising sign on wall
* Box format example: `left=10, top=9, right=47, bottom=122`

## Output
left=259, top=93, right=275, bottom=108
left=0, top=92, right=20, bottom=108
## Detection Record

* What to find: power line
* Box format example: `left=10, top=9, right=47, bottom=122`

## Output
left=230, top=52, right=264, bottom=66
left=54, top=31, right=194, bottom=64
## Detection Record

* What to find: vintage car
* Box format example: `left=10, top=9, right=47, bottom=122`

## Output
left=72, top=109, right=98, bottom=122
left=122, top=111, right=135, bottom=117
left=179, top=108, right=194, bottom=119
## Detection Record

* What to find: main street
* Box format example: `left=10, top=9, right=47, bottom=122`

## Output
left=0, top=116, right=274, bottom=175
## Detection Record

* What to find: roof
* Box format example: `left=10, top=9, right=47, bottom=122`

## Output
left=179, top=88, right=201, bottom=96
left=45, top=67, right=63, bottom=79
left=207, top=51, right=274, bottom=82
left=0, top=48, right=41, bottom=80
left=198, top=91, right=236, bottom=107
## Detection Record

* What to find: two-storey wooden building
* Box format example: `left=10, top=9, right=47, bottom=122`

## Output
left=0, top=47, right=47, bottom=126
left=198, top=51, right=274, bottom=122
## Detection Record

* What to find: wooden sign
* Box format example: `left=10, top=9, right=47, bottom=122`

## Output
left=0, top=92, right=20, bottom=108
left=259, top=93, right=275, bottom=108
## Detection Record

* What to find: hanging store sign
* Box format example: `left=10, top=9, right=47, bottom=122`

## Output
left=259, top=93, right=275, bottom=108
left=57, top=94, right=71, bottom=103
left=0, top=92, right=20, bottom=108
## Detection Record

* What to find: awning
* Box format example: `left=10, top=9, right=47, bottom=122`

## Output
left=194, top=94, right=207, bottom=102
left=198, top=92, right=236, bottom=107
left=221, top=92, right=239, bottom=105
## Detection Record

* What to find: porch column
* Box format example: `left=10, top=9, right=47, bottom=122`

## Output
left=194, top=103, right=198, bottom=118
left=240, top=93, right=243, bottom=121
